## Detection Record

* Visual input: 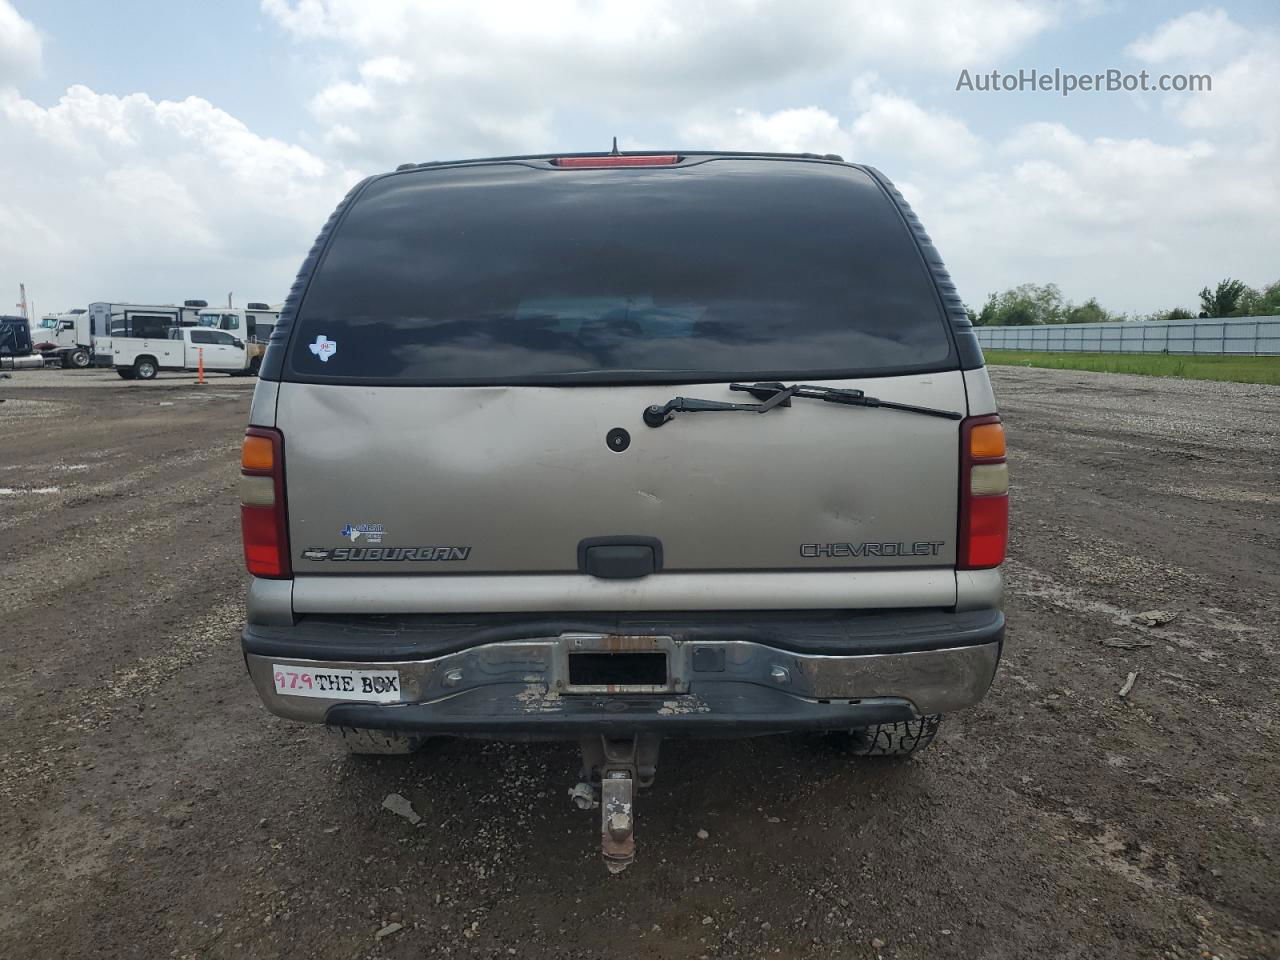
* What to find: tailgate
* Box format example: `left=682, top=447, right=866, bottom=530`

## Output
left=279, top=372, right=965, bottom=575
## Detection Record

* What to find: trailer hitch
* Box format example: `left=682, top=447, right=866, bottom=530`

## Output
left=573, top=735, right=661, bottom=873
left=601, top=770, right=634, bottom=872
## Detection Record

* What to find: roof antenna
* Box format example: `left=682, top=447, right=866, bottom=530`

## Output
left=610, top=136, right=620, bottom=156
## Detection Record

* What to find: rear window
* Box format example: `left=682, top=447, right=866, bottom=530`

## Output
left=111, top=313, right=174, bottom=339
left=284, top=159, right=954, bottom=385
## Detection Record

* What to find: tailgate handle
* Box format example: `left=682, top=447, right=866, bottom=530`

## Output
left=578, top=537, right=663, bottom=580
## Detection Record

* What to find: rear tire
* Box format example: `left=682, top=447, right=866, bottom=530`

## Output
left=67, top=348, right=91, bottom=369
left=326, top=726, right=426, bottom=756
left=248, top=355, right=262, bottom=376
left=134, top=358, right=158, bottom=380
left=116, top=368, right=137, bottom=380
left=845, top=716, right=941, bottom=757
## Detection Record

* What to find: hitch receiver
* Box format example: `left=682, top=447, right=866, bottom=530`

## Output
left=577, top=735, right=661, bottom=873
left=601, top=771, right=634, bottom=873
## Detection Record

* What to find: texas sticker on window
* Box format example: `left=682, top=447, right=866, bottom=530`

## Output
left=308, top=335, right=337, bottom=362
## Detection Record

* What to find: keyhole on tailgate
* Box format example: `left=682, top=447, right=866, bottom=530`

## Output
left=606, top=427, right=631, bottom=452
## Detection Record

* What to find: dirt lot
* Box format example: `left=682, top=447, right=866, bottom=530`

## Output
left=1, top=365, right=1277, bottom=960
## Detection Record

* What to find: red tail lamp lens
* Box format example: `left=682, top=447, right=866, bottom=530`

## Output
left=239, top=427, right=290, bottom=579
left=958, top=415, right=1008, bottom=570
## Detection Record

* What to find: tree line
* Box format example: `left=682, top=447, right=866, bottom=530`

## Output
left=965, top=278, right=1280, bottom=326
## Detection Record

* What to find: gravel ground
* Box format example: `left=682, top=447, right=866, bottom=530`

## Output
left=1, top=365, right=1277, bottom=960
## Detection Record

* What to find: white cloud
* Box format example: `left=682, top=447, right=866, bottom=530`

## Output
left=2, top=0, right=1275, bottom=323
left=850, top=86, right=984, bottom=171
left=1127, top=7, right=1279, bottom=136
left=0, top=0, right=40, bottom=88
left=265, top=0, right=1056, bottom=67
left=927, top=115, right=1278, bottom=312
left=1173, top=48, right=1280, bottom=133
left=359, top=56, right=413, bottom=85
left=681, top=107, right=854, bottom=158
left=309, top=80, right=375, bottom=116
left=0, top=85, right=354, bottom=312
left=266, top=0, right=1060, bottom=163
left=679, top=61, right=1277, bottom=313
left=1126, top=8, right=1247, bottom=64
left=678, top=91, right=983, bottom=174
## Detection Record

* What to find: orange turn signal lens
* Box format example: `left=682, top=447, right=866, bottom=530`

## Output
left=969, top=422, right=1006, bottom=459
left=241, top=434, right=275, bottom=472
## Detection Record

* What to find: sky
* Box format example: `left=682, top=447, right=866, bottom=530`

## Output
left=1, top=0, right=1277, bottom=318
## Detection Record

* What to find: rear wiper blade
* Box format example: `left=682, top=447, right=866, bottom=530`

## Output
left=642, top=381, right=962, bottom=428
left=737, top=382, right=964, bottom=421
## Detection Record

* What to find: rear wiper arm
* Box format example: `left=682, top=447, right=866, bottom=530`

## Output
left=642, top=381, right=962, bottom=428
left=642, top=384, right=795, bottom=427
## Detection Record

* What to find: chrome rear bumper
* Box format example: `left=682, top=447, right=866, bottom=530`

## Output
left=244, top=631, right=1001, bottom=732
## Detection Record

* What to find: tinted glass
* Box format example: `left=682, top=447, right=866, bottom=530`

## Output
left=0, top=319, right=30, bottom=355
left=122, top=314, right=173, bottom=339
left=286, top=159, right=953, bottom=385
left=189, top=329, right=214, bottom=344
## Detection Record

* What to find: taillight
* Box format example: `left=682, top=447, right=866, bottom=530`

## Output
left=958, top=415, right=1008, bottom=569
left=553, top=155, right=679, bottom=168
left=240, top=427, right=290, bottom=578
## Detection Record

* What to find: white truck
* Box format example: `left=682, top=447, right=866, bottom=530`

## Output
left=88, top=300, right=209, bottom=369
left=196, top=302, right=281, bottom=375
left=32, top=309, right=94, bottom=368
left=112, top=325, right=248, bottom=380
left=31, top=313, right=65, bottom=352
left=196, top=302, right=281, bottom=341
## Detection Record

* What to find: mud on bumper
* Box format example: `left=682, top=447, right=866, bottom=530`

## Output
left=242, top=609, right=1004, bottom=737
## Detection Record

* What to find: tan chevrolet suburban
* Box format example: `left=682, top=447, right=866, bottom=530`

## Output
left=239, top=151, right=1008, bottom=871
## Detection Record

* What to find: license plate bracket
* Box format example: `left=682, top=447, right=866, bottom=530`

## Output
left=569, top=652, right=668, bottom=687
left=557, top=634, right=683, bottom=694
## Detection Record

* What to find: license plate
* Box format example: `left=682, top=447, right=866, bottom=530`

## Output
left=271, top=664, right=401, bottom=702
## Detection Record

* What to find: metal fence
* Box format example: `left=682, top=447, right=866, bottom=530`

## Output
left=976, top=316, right=1280, bottom=355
